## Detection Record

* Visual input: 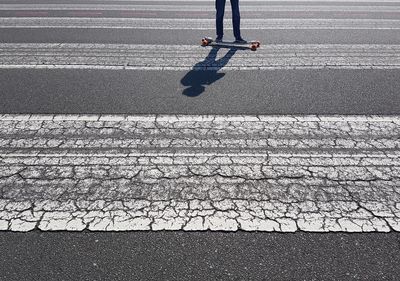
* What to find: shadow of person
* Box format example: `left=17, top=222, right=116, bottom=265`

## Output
left=181, top=47, right=238, bottom=97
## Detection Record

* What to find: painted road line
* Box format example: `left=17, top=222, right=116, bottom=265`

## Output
left=0, top=114, right=400, bottom=232
left=1, top=4, right=399, bottom=12
left=44, top=0, right=400, bottom=2
left=0, top=43, right=399, bottom=70
left=1, top=18, right=399, bottom=30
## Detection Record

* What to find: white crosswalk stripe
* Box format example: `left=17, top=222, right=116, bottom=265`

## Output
left=29, top=0, right=399, bottom=2
left=1, top=114, right=400, bottom=232
left=0, top=43, right=399, bottom=70
left=2, top=4, right=400, bottom=12
left=1, top=0, right=400, bottom=232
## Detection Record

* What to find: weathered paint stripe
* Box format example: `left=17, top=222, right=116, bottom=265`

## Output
left=1, top=114, right=400, bottom=232
left=1, top=43, right=399, bottom=70
left=1, top=4, right=399, bottom=12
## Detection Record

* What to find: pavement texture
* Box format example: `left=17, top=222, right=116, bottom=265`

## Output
left=2, top=29, right=400, bottom=45
left=1, top=231, right=400, bottom=281
left=1, top=69, right=400, bottom=115
left=1, top=0, right=400, bottom=118
left=2, top=18, right=400, bottom=30
left=1, top=0, right=400, bottom=279
left=1, top=43, right=399, bottom=70
left=1, top=114, right=400, bottom=232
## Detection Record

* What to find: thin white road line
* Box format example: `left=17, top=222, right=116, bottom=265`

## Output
left=42, top=0, right=400, bottom=2
left=41, top=0, right=400, bottom=2
left=0, top=153, right=398, bottom=158
left=1, top=114, right=400, bottom=122
left=1, top=4, right=400, bottom=12
left=1, top=65, right=400, bottom=70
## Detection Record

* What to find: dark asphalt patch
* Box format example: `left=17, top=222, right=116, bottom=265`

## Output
left=1, top=69, right=399, bottom=115
left=0, top=231, right=399, bottom=281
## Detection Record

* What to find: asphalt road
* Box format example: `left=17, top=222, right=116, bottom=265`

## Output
left=1, top=232, right=400, bottom=281
left=3, top=29, right=400, bottom=45
left=1, top=69, right=399, bottom=115
left=2, top=0, right=400, bottom=279
left=0, top=1, right=400, bottom=116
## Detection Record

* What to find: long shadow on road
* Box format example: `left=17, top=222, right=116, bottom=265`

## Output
left=180, top=47, right=238, bottom=97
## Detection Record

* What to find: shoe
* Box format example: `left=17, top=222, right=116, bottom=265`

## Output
left=234, top=38, right=247, bottom=44
left=216, top=37, right=223, bottom=43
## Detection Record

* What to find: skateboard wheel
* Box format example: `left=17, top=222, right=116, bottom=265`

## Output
left=251, top=44, right=257, bottom=51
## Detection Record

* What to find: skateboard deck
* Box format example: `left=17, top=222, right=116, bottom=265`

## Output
left=201, top=37, right=260, bottom=51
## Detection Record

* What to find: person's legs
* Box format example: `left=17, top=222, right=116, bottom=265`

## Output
left=230, top=0, right=242, bottom=40
left=216, top=0, right=226, bottom=40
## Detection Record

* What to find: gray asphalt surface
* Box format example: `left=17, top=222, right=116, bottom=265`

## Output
left=2, top=0, right=400, bottom=279
left=1, top=9, right=400, bottom=115
left=1, top=232, right=400, bottom=281
left=2, top=29, right=400, bottom=45
left=1, top=69, right=399, bottom=115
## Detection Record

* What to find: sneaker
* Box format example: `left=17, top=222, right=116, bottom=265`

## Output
left=216, top=37, right=223, bottom=43
left=234, top=38, right=247, bottom=44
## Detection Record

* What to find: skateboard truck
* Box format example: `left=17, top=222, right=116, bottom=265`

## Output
left=250, top=41, right=260, bottom=51
left=201, top=37, right=213, bottom=47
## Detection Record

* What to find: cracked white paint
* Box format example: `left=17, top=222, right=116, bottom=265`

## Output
left=0, top=43, right=399, bottom=70
left=0, top=114, right=400, bottom=232
left=1, top=3, right=399, bottom=12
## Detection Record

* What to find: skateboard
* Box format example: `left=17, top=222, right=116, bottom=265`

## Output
left=201, top=37, right=261, bottom=51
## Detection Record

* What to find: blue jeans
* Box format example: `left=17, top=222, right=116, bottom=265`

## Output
left=216, top=0, right=241, bottom=39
